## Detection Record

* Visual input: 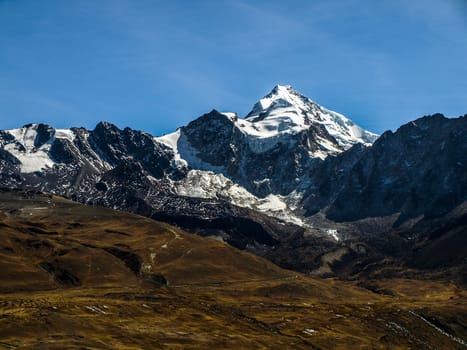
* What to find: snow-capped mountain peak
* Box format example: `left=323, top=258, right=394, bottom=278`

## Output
left=245, top=85, right=378, bottom=149
left=153, top=85, right=380, bottom=201
left=246, top=84, right=307, bottom=119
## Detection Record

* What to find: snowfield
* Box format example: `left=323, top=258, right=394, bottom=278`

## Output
left=5, top=124, right=76, bottom=173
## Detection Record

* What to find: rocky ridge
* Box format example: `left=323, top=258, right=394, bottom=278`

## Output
left=0, top=86, right=465, bottom=277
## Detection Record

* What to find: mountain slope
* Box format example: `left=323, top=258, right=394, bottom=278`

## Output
left=156, top=85, right=377, bottom=196
left=245, top=85, right=377, bottom=150
left=0, top=189, right=290, bottom=291
left=302, top=114, right=467, bottom=225
left=0, top=189, right=466, bottom=349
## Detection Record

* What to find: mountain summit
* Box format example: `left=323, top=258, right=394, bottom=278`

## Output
left=245, top=85, right=378, bottom=150
left=158, top=85, right=378, bottom=167
left=152, top=86, right=380, bottom=199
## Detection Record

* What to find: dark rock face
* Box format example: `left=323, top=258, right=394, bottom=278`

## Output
left=147, top=194, right=287, bottom=250
left=34, top=124, right=55, bottom=148
left=180, top=110, right=326, bottom=196
left=303, top=114, right=467, bottom=226
left=183, top=110, right=240, bottom=168
left=89, top=122, right=177, bottom=179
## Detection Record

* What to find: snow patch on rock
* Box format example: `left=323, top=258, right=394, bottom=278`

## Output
left=4, top=145, right=54, bottom=173
left=4, top=125, right=78, bottom=173
left=155, top=129, right=188, bottom=168
left=175, top=170, right=304, bottom=225
left=55, top=129, right=76, bottom=142
left=5, top=125, right=56, bottom=173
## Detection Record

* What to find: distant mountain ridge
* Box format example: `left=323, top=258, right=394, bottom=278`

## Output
left=0, top=86, right=465, bottom=277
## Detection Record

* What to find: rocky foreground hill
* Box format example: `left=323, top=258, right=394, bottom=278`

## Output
left=0, top=189, right=465, bottom=349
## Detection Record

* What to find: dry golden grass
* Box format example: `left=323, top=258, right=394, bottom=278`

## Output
left=0, top=191, right=465, bottom=349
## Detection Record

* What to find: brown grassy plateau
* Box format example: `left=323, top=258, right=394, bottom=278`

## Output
left=0, top=190, right=465, bottom=349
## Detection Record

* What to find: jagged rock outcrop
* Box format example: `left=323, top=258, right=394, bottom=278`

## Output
left=302, top=114, right=467, bottom=226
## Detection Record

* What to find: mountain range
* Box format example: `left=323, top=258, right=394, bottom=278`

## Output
left=0, top=85, right=466, bottom=281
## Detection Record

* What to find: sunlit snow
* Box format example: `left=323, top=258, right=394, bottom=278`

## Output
left=155, top=129, right=188, bottom=168
left=4, top=124, right=76, bottom=173
left=176, top=170, right=304, bottom=226
left=243, top=85, right=378, bottom=153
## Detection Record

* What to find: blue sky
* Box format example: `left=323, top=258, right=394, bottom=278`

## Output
left=0, top=0, right=466, bottom=136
